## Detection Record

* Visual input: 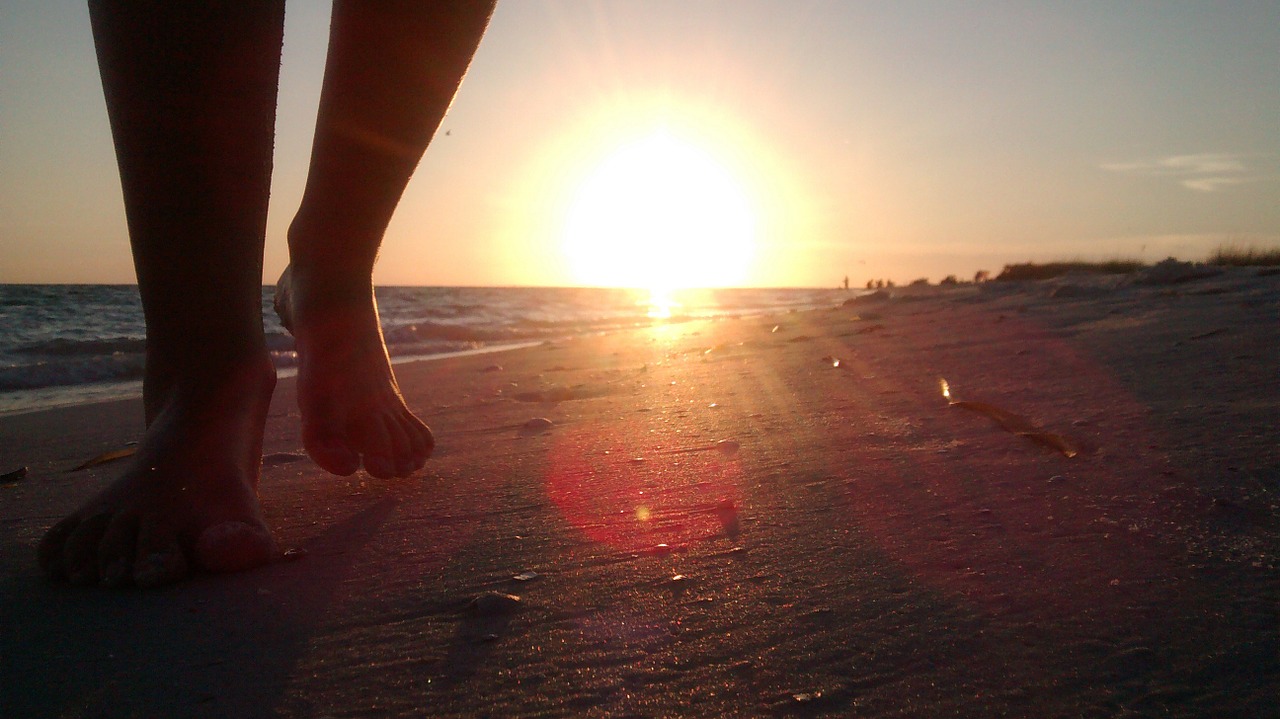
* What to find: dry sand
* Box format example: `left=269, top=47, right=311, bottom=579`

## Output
left=2, top=267, right=1278, bottom=718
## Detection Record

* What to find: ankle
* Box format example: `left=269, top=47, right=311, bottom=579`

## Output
left=279, top=263, right=379, bottom=316
left=145, top=348, right=275, bottom=404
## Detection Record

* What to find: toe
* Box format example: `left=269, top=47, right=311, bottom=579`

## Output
left=132, top=543, right=189, bottom=589
left=97, top=513, right=140, bottom=588
left=132, top=522, right=190, bottom=588
left=403, top=411, right=433, bottom=459
left=63, top=513, right=111, bottom=586
left=407, top=414, right=432, bottom=470
left=401, top=411, right=433, bottom=470
left=195, top=521, right=276, bottom=574
left=38, top=516, right=79, bottom=580
left=381, top=415, right=416, bottom=477
left=303, top=421, right=361, bottom=476
left=364, top=453, right=397, bottom=479
left=349, top=416, right=396, bottom=479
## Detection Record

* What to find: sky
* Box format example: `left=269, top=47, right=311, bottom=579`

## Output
left=2, top=0, right=1279, bottom=288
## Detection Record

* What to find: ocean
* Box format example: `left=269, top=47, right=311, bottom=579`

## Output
left=0, top=285, right=851, bottom=415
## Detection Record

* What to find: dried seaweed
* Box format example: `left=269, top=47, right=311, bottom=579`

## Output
left=1188, top=328, right=1227, bottom=341
left=69, top=447, right=137, bottom=472
left=939, top=378, right=1078, bottom=458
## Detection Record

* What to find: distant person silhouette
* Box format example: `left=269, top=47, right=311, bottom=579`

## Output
left=39, top=1, right=495, bottom=588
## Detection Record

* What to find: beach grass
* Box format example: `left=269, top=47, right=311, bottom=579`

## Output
left=1207, top=244, right=1280, bottom=267
left=994, top=259, right=1147, bottom=282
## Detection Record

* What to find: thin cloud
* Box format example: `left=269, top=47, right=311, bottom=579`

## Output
left=1160, top=153, right=1246, bottom=174
left=1101, top=152, right=1251, bottom=192
left=1181, top=177, right=1246, bottom=192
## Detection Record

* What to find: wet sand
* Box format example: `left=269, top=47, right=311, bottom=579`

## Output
left=2, top=268, right=1277, bottom=718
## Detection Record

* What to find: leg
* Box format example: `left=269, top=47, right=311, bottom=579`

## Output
left=38, top=0, right=285, bottom=587
left=277, top=0, right=495, bottom=478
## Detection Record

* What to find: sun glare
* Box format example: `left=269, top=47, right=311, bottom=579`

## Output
left=562, top=132, right=757, bottom=292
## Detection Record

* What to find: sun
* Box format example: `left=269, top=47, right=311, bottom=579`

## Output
left=561, top=131, right=757, bottom=292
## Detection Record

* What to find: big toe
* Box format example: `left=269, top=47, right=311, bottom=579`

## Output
left=196, top=521, right=276, bottom=574
left=303, top=423, right=361, bottom=476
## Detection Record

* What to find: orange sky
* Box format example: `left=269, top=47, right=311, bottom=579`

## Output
left=2, top=1, right=1279, bottom=287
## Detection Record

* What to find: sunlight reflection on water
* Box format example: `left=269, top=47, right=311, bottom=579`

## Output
left=645, top=288, right=680, bottom=319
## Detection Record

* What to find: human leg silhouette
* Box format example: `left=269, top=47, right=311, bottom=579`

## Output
left=41, top=0, right=495, bottom=587
left=276, top=0, right=494, bottom=479
left=39, top=0, right=285, bottom=587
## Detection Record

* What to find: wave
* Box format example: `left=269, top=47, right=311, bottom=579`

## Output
left=0, top=354, right=147, bottom=391
left=12, top=336, right=146, bottom=357
left=0, top=285, right=851, bottom=408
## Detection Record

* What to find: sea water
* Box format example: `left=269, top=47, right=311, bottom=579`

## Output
left=0, top=285, right=851, bottom=415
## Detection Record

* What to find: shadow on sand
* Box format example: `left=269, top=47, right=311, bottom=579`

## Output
left=1, top=499, right=399, bottom=718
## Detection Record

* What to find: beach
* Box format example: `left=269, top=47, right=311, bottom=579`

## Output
left=2, top=267, right=1277, bottom=718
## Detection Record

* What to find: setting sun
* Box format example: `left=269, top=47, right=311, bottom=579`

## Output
left=561, top=131, right=757, bottom=291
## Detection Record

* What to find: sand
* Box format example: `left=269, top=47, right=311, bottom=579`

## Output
left=2, top=268, right=1277, bottom=718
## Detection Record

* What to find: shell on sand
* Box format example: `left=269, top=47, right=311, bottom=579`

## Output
left=716, top=439, right=741, bottom=455
left=470, top=591, right=522, bottom=616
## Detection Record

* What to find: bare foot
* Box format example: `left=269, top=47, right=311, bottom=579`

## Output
left=38, top=357, right=278, bottom=588
left=275, top=265, right=432, bottom=478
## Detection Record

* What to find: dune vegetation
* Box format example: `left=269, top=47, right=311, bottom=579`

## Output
left=1207, top=244, right=1280, bottom=267
left=994, top=260, right=1147, bottom=282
